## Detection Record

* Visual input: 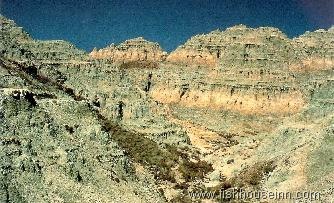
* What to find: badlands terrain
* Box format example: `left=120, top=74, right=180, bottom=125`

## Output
left=0, top=15, right=334, bottom=202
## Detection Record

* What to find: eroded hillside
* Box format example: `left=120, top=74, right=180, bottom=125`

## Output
left=1, top=15, right=334, bottom=202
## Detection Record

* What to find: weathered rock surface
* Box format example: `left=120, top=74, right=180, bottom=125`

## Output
left=89, top=37, right=167, bottom=63
left=289, top=27, right=334, bottom=71
left=0, top=88, right=165, bottom=203
left=167, top=25, right=293, bottom=67
left=166, top=24, right=334, bottom=71
left=1, top=15, right=334, bottom=203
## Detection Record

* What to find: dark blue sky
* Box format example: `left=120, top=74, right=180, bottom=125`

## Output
left=1, top=0, right=333, bottom=52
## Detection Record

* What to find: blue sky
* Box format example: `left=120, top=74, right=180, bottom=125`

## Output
left=1, top=0, right=333, bottom=52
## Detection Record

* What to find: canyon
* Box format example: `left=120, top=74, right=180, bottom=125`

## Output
left=1, top=15, right=333, bottom=202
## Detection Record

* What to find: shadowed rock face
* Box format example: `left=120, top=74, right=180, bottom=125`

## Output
left=89, top=37, right=167, bottom=63
left=1, top=15, right=334, bottom=202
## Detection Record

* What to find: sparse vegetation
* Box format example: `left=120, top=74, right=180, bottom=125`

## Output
left=232, top=161, right=276, bottom=187
left=119, top=61, right=158, bottom=69
left=179, top=159, right=213, bottom=181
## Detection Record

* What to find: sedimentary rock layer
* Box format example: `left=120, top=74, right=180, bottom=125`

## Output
left=89, top=37, right=167, bottom=63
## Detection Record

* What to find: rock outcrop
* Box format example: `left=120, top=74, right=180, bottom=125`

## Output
left=89, top=37, right=167, bottom=63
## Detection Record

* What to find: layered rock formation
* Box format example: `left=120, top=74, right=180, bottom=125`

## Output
left=1, top=15, right=334, bottom=203
left=89, top=37, right=167, bottom=63
left=166, top=25, right=294, bottom=68
left=151, top=25, right=333, bottom=116
left=290, top=27, right=334, bottom=71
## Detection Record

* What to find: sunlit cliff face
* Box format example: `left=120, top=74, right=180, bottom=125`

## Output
left=89, top=37, right=167, bottom=63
